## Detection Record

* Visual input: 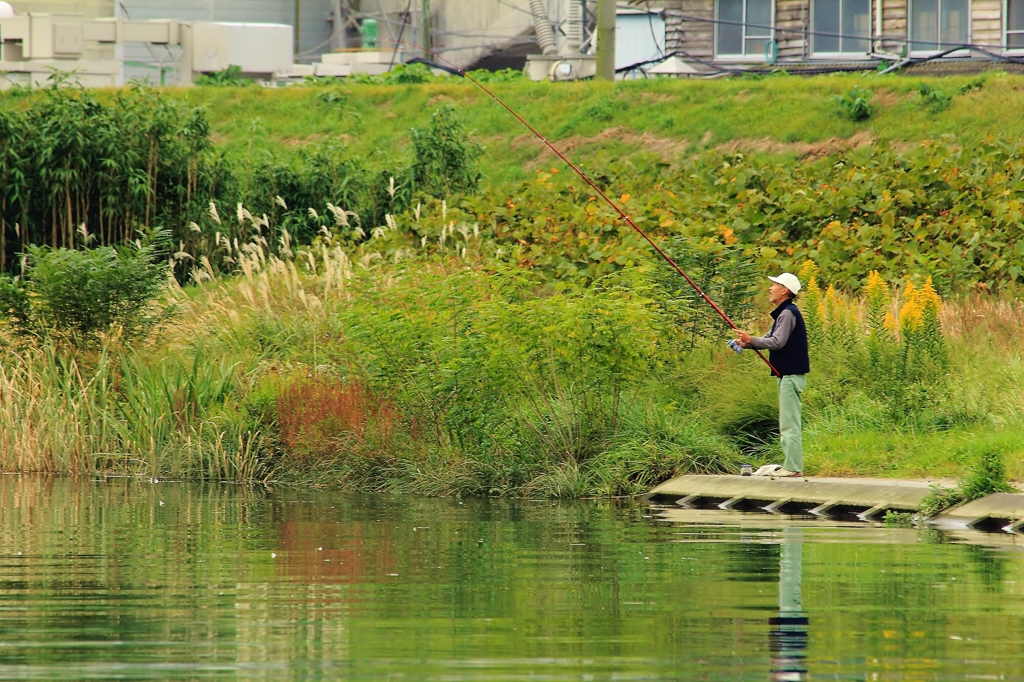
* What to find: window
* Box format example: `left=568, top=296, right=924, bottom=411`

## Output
left=1008, top=0, right=1024, bottom=49
left=812, top=0, right=871, bottom=54
left=909, top=0, right=969, bottom=51
left=716, top=0, right=773, bottom=57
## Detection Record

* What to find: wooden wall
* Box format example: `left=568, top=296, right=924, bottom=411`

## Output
left=973, top=0, right=1003, bottom=50
left=664, top=1, right=716, bottom=61
left=880, top=0, right=908, bottom=52
left=776, top=0, right=808, bottom=60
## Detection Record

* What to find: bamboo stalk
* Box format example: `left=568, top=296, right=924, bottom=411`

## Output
left=1, top=193, right=6, bottom=272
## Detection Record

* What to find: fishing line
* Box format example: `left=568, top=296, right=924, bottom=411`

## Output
left=386, top=39, right=780, bottom=377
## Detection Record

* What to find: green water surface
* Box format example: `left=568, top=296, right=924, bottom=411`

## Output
left=0, top=476, right=1022, bottom=680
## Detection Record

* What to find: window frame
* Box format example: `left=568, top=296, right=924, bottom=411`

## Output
left=714, top=0, right=777, bottom=61
left=907, top=0, right=972, bottom=56
left=809, top=0, right=874, bottom=59
left=1006, top=0, right=1024, bottom=52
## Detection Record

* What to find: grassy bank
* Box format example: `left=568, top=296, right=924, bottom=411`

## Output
left=5, top=72, right=1019, bottom=188
left=3, top=75, right=1024, bottom=493
left=179, top=72, right=1024, bottom=180
left=3, top=231, right=1024, bottom=491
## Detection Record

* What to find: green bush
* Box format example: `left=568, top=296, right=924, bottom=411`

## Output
left=1, top=230, right=173, bottom=344
left=347, top=62, right=441, bottom=85
left=920, top=446, right=1016, bottom=516
left=250, top=258, right=742, bottom=494
left=242, top=143, right=390, bottom=243
left=227, top=104, right=480, bottom=261
left=0, top=274, right=30, bottom=329
left=410, top=104, right=483, bottom=197
left=195, top=65, right=252, bottom=87
left=834, top=86, right=873, bottom=121
left=466, top=68, right=526, bottom=83
left=652, top=237, right=760, bottom=349
left=436, top=138, right=1024, bottom=290
left=594, top=402, right=739, bottom=496
left=919, top=84, right=953, bottom=113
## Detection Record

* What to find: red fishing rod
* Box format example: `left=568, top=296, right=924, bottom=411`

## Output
left=389, top=42, right=780, bottom=378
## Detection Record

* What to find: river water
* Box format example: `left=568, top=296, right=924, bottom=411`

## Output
left=0, top=476, right=1022, bottom=680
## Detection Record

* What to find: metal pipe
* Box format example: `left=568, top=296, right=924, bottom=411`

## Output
left=529, top=0, right=557, bottom=55
left=874, top=0, right=882, bottom=54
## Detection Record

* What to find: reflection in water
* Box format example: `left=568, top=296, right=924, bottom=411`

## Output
left=2, top=477, right=1024, bottom=679
left=770, top=528, right=808, bottom=681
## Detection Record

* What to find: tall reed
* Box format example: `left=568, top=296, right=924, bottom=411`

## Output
left=0, top=84, right=233, bottom=273
left=0, top=341, right=266, bottom=480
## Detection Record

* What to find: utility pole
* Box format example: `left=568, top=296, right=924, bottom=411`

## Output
left=595, top=0, right=616, bottom=81
left=421, top=0, right=431, bottom=59
left=294, top=0, right=302, bottom=55
left=333, top=0, right=346, bottom=51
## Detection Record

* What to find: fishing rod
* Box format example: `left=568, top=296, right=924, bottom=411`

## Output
left=387, top=40, right=780, bottom=378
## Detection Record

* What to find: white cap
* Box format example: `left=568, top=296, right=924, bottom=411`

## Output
left=0, top=2, right=15, bottom=18
left=768, top=272, right=801, bottom=296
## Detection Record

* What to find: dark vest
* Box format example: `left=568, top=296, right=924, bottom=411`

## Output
left=768, top=301, right=810, bottom=377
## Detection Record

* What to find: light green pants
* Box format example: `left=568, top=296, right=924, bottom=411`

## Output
left=778, top=374, right=806, bottom=473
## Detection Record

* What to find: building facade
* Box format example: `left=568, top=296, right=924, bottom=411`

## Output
left=657, top=0, right=1019, bottom=66
left=3, top=1, right=556, bottom=72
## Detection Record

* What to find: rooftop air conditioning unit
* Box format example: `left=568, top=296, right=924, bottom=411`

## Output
left=191, top=22, right=292, bottom=76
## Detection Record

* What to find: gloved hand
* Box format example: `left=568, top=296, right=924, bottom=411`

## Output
left=727, top=339, right=743, bottom=354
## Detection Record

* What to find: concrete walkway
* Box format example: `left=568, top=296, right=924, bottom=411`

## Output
left=647, top=474, right=1024, bottom=531
left=931, top=492, right=1024, bottom=532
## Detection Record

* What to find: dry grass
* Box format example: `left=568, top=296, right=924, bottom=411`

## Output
left=0, top=347, right=120, bottom=473
left=940, top=294, right=1024, bottom=353
left=715, top=130, right=874, bottom=159
left=0, top=287, right=274, bottom=479
left=277, top=379, right=373, bottom=446
left=514, top=127, right=690, bottom=168
left=277, top=378, right=402, bottom=464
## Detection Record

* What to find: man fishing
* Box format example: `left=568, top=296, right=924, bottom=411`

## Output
left=732, top=273, right=809, bottom=478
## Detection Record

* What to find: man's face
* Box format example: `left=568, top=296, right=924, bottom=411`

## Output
left=768, top=282, right=791, bottom=305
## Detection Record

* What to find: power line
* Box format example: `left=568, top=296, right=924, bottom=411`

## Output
left=644, top=1, right=666, bottom=58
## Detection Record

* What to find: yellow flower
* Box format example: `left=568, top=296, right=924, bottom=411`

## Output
left=883, top=310, right=898, bottom=334
left=824, top=283, right=840, bottom=303
left=803, top=275, right=821, bottom=297
left=865, top=270, right=888, bottom=304
left=822, top=284, right=849, bottom=325
left=798, top=260, right=819, bottom=285
left=916, top=276, right=942, bottom=315
left=899, top=296, right=922, bottom=332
